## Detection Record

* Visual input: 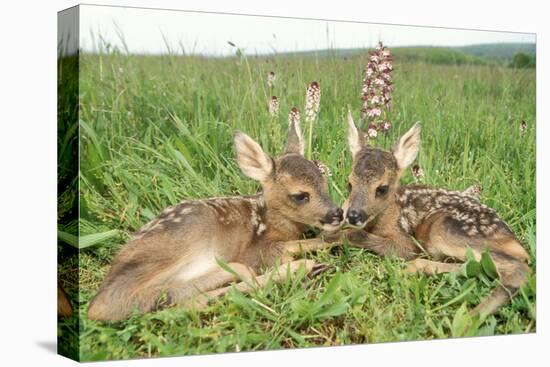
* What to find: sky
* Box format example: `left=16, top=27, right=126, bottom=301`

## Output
left=75, top=4, right=536, bottom=56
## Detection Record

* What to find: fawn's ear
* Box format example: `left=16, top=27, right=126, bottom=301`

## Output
left=393, top=122, right=421, bottom=170
left=234, top=131, right=274, bottom=182
left=285, top=117, right=305, bottom=156
left=347, top=111, right=364, bottom=159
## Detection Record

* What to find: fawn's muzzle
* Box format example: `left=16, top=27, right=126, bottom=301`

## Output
left=321, top=207, right=344, bottom=226
left=347, top=209, right=368, bottom=227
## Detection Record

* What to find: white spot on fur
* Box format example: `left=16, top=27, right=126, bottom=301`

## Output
left=399, top=215, right=410, bottom=233
left=179, top=207, right=193, bottom=215
left=251, top=209, right=260, bottom=228
left=256, top=223, right=266, bottom=236
left=162, top=207, right=175, bottom=214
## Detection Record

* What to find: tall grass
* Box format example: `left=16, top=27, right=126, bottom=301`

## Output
left=58, top=48, right=536, bottom=361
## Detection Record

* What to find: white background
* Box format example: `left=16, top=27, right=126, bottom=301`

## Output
left=0, top=1, right=546, bottom=366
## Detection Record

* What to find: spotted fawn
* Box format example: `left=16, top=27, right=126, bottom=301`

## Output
left=87, top=120, right=343, bottom=322
left=342, top=112, right=530, bottom=317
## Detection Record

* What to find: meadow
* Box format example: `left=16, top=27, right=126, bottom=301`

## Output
left=57, top=46, right=536, bottom=361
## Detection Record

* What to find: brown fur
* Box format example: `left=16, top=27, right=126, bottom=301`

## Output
left=88, top=121, right=342, bottom=322
left=343, top=116, right=530, bottom=317
left=58, top=285, right=72, bottom=317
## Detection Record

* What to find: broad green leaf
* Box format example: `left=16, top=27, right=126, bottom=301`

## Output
left=58, top=229, right=120, bottom=249
left=465, top=246, right=477, bottom=262
left=460, top=259, right=481, bottom=278
left=316, top=302, right=350, bottom=319
left=451, top=303, right=471, bottom=337
left=317, top=272, right=342, bottom=307
left=480, top=247, right=499, bottom=280
left=79, top=230, right=120, bottom=249
left=58, top=230, right=78, bottom=248
left=452, top=305, right=483, bottom=337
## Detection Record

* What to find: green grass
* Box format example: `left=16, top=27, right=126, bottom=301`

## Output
left=57, top=47, right=536, bottom=361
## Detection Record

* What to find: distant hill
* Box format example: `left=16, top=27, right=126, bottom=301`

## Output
left=456, top=43, right=535, bottom=61
left=392, top=47, right=489, bottom=65
left=268, top=46, right=488, bottom=65
left=264, top=42, right=536, bottom=67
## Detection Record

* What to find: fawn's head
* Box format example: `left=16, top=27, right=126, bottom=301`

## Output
left=344, top=112, right=421, bottom=228
left=234, top=120, right=343, bottom=232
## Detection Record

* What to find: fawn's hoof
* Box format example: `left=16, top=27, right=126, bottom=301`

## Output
left=309, top=263, right=331, bottom=277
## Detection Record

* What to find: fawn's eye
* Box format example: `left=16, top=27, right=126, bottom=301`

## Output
left=290, top=192, right=310, bottom=204
left=347, top=182, right=352, bottom=193
left=376, top=185, right=389, bottom=197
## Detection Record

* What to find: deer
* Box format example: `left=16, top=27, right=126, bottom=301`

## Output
left=87, top=119, right=343, bottom=322
left=339, top=112, right=530, bottom=317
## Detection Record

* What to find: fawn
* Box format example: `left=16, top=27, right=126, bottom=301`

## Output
left=341, top=112, right=530, bottom=317
left=87, top=120, right=343, bottom=322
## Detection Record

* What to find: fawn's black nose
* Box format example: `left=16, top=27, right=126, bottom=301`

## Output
left=347, top=209, right=367, bottom=226
left=323, top=207, right=344, bottom=226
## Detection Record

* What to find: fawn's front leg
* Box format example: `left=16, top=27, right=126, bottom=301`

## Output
left=188, top=259, right=317, bottom=310
left=405, top=259, right=462, bottom=274
left=344, top=229, right=418, bottom=260
left=280, top=231, right=343, bottom=259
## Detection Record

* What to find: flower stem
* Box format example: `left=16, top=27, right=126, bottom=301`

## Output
left=307, top=119, right=314, bottom=159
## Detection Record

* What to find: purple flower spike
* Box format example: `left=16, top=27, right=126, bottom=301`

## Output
left=361, top=42, right=394, bottom=128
